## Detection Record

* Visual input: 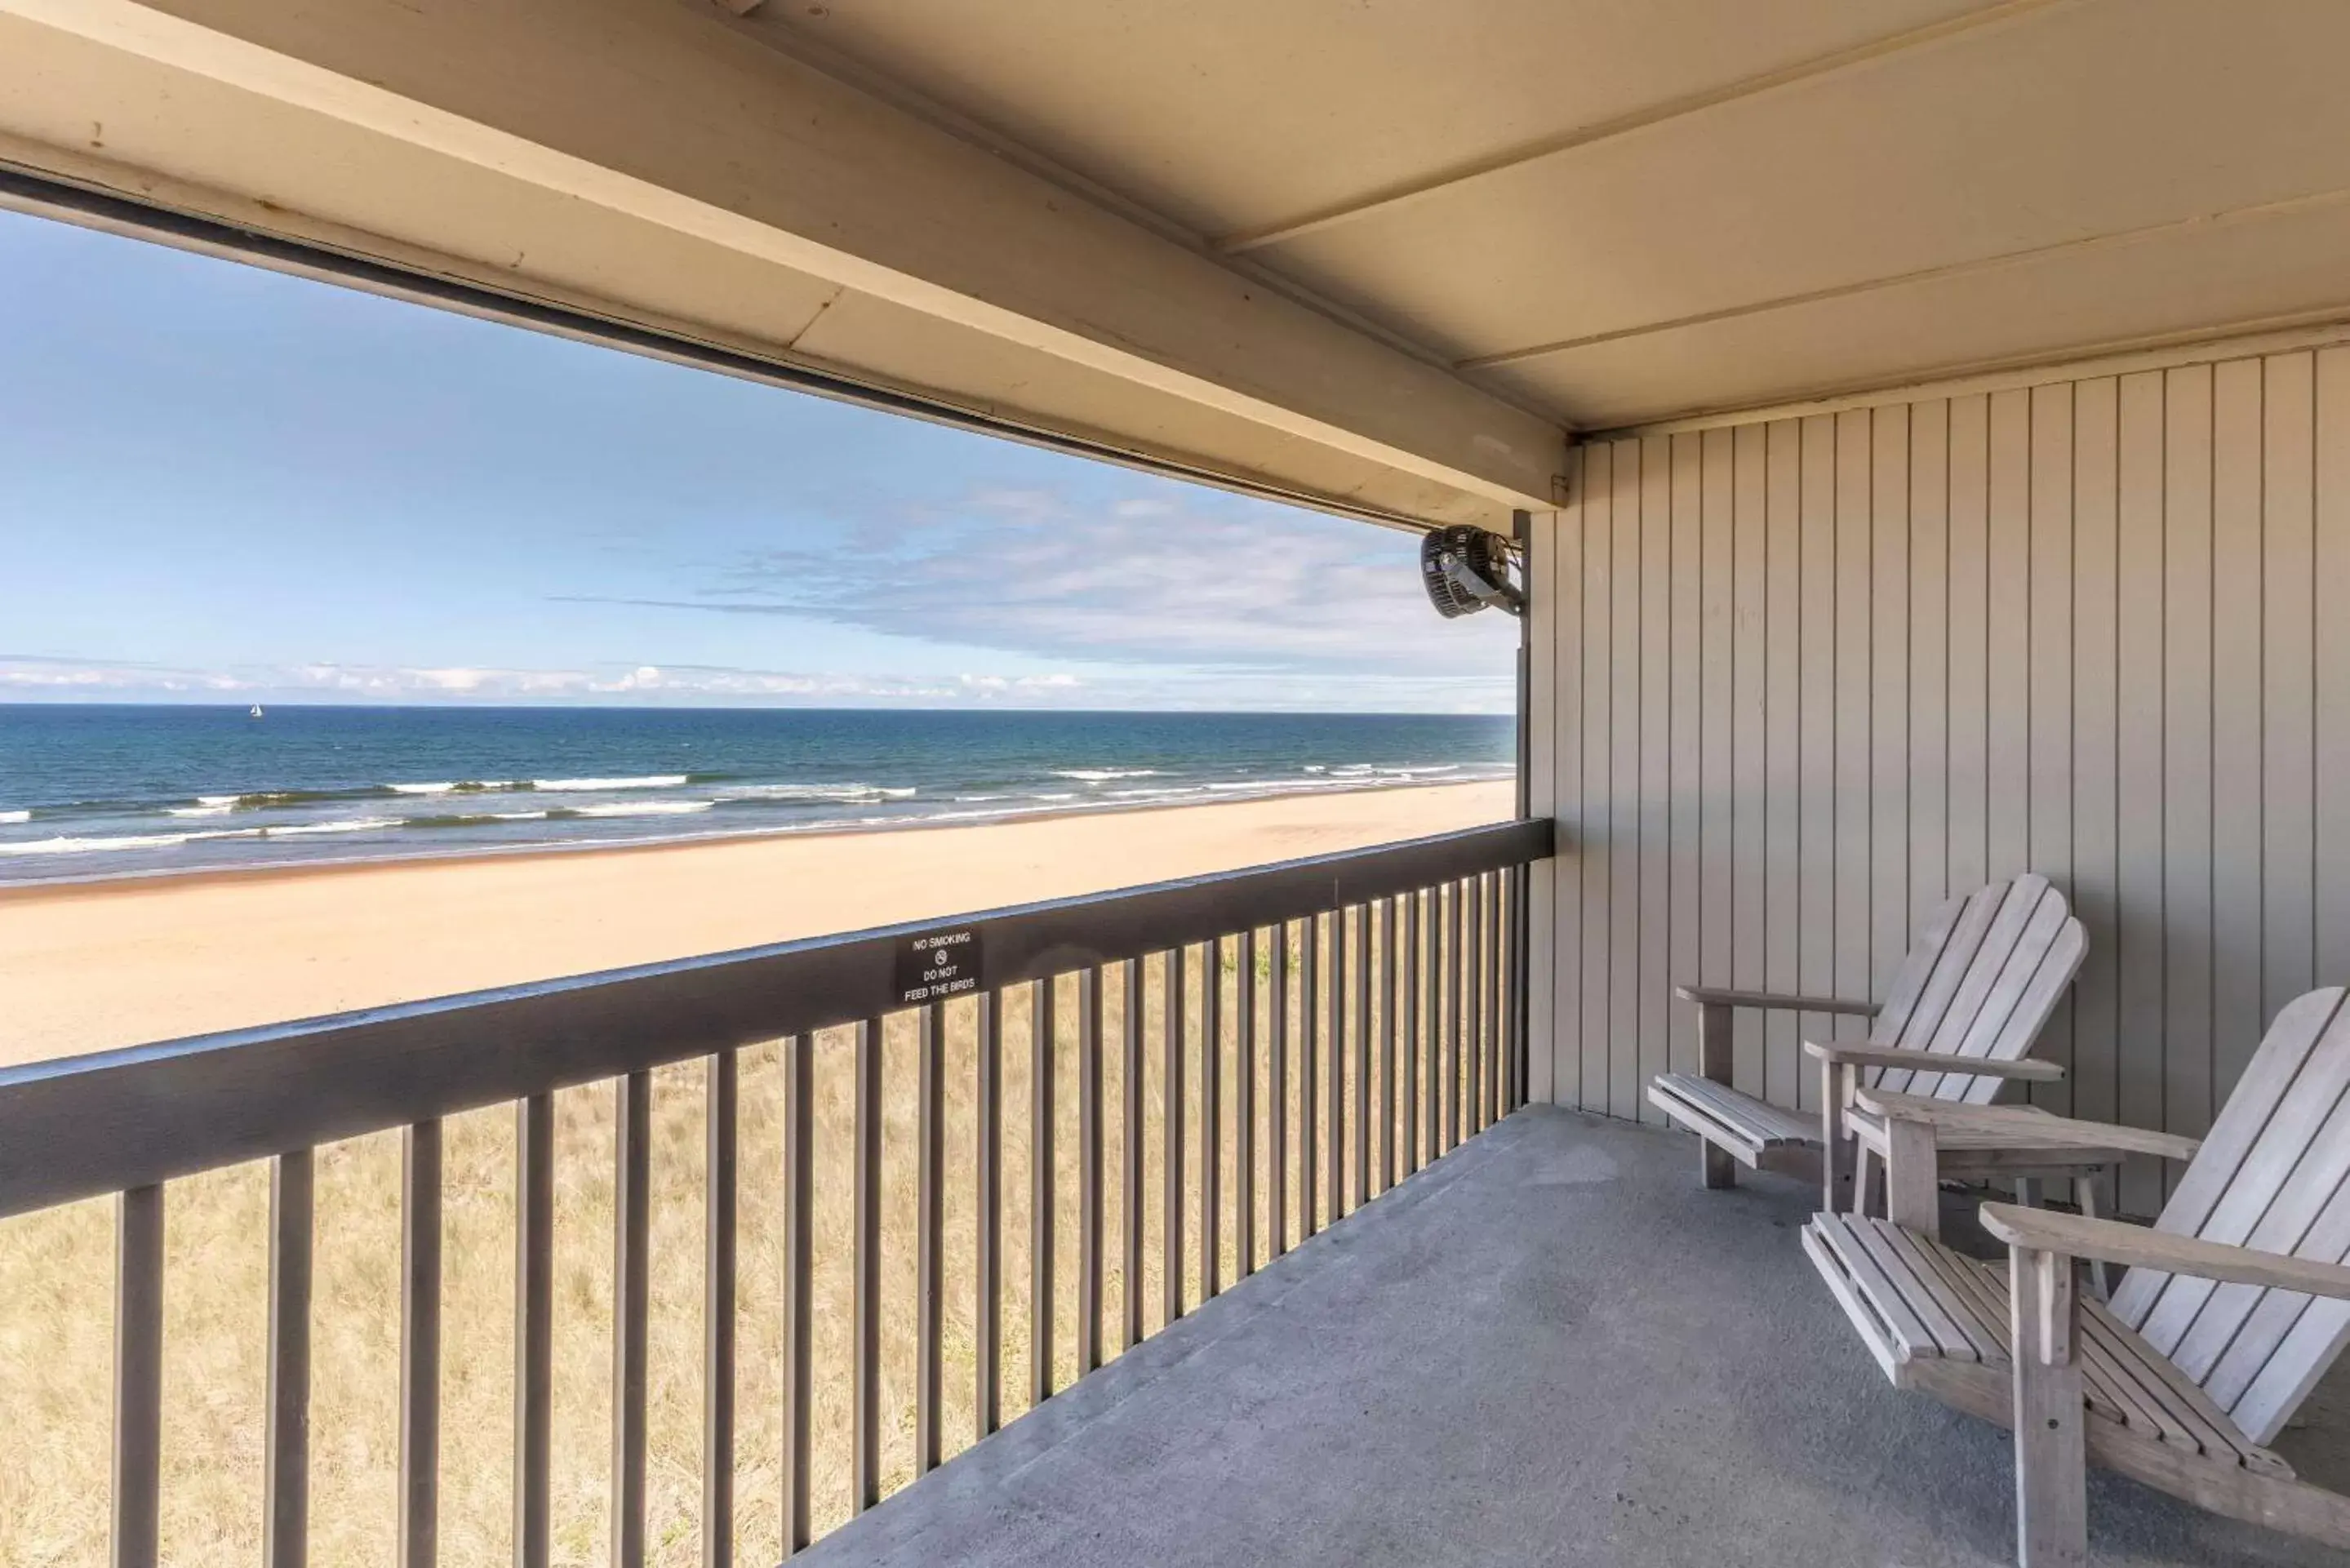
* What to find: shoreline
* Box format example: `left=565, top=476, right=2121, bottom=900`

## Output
left=0, top=780, right=1512, bottom=1064
left=0, top=771, right=1511, bottom=901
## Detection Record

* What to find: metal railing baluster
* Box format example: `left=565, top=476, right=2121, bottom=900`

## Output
left=113, top=1184, right=164, bottom=1568
left=1162, top=950, right=1184, bottom=1326
left=1330, top=912, right=1348, bottom=1218
left=264, top=1150, right=312, bottom=1568
left=1450, top=881, right=1467, bottom=1151
left=1488, top=872, right=1504, bottom=1124
left=916, top=1004, right=944, bottom=1473
left=1424, top=889, right=1442, bottom=1162
left=402, top=1119, right=442, bottom=1568
left=1202, top=938, right=1222, bottom=1298
left=1511, top=866, right=1528, bottom=1111
left=1468, top=873, right=1485, bottom=1134
left=1299, top=917, right=1319, bottom=1237
left=1079, top=968, right=1104, bottom=1374
left=706, top=1052, right=738, bottom=1568
left=975, top=995, right=1002, bottom=1438
left=1352, top=906, right=1370, bottom=1211
left=1403, top=892, right=1423, bottom=1175
left=518, top=1095, right=554, bottom=1568
left=612, top=1080, right=649, bottom=1565
left=781, top=1036, right=813, bottom=1551
left=1237, top=929, right=1256, bottom=1278
left=1032, top=980, right=1056, bottom=1405
left=1121, top=959, right=1144, bottom=1353
left=852, top=1022, right=881, bottom=1512
left=1270, top=922, right=1290, bottom=1256
left=1381, top=899, right=1398, bottom=1194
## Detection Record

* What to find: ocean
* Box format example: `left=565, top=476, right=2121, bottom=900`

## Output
left=0, top=705, right=1514, bottom=884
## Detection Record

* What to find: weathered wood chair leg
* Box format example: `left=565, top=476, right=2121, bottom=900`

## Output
left=2010, top=1244, right=2088, bottom=1566
left=1696, top=1002, right=1736, bottom=1190
left=1821, top=1056, right=1857, bottom=1212
left=1854, top=1146, right=1882, bottom=1218
left=2077, top=1171, right=2112, bottom=1302
left=1884, top=1116, right=1941, bottom=1237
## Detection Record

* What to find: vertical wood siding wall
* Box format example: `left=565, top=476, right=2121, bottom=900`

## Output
left=1525, top=344, right=2350, bottom=1213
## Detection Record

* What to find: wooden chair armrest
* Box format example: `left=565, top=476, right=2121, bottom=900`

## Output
left=1856, top=1090, right=2200, bottom=1162
left=1675, top=985, right=1877, bottom=1016
left=1799, top=1040, right=2064, bottom=1081
left=1982, top=1203, right=2350, bottom=1302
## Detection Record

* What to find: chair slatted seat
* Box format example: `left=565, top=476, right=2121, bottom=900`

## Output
left=1805, top=1214, right=2290, bottom=1477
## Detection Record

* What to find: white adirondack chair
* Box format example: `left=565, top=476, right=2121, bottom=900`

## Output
left=1649, top=873, right=2086, bottom=1209
left=1806, top=987, right=2350, bottom=1563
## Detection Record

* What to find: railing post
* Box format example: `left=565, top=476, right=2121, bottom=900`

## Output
left=1372, top=893, right=1391, bottom=1189
left=781, top=1037, right=813, bottom=1551
left=611, top=1082, right=648, bottom=1564
left=402, top=1119, right=442, bottom=1568
left=853, top=1021, right=882, bottom=1510
left=1299, top=919, right=1320, bottom=1236
left=1270, top=922, right=1291, bottom=1255
left=518, top=1095, right=555, bottom=1568
left=917, top=1005, right=945, bottom=1472
left=1237, top=930, right=1256, bottom=1279
left=113, top=1184, right=163, bottom=1568
left=1330, top=910, right=1348, bottom=1216
left=975, top=996, right=1002, bottom=1438
left=1079, top=968, right=1104, bottom=1372
left=1120, top=959, right=1144, bottom=1352
left=1162, top=950, right=1186, bottom=1326
left=1031, top=979, right=1056, bottom=1406
left=1352, top=905, right=1370, bottom=1208
left=1404, top=891, right=1423, bottom=1173
left=264, top=1150, right=313, bottom=1568
left=1203, top=939, right=1221, bottom=1297
left=705, top=1050, right=738, bottom=1568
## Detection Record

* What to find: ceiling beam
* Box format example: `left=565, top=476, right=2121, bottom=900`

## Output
left=0, top=0, right=1564, bottom=517
left=1215, top=0, right=2069, bottom=257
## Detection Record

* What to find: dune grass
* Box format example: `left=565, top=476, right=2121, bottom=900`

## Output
left=1, top=913, right=1501, bottom=1566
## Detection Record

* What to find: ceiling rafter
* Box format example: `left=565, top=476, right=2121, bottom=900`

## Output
left=1213, top=0, right=2071, bottom=258
left=1453, top=183, right=2350, bottom=373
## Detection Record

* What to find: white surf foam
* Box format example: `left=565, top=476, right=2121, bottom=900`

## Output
left=534, top=775, right=690, bottom=792
left=264, top=817, right=401, bottom=837
left=1052, top=768, right=1163, bottom=782
left=717, top=783, right=916, bottom=802
left=0, top=810, right=27, bottom=824
left=168, top=803, right=236, bottom=818
left=1, top=832, right=193, bottom=855
left=571, top=800, right=714, bottom=818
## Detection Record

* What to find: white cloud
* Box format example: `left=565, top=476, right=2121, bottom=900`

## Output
left=560, top=486, right=1521, bottom=684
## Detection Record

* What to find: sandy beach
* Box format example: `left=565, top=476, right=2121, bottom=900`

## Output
left=0, top=780, right=1510, bottom=1066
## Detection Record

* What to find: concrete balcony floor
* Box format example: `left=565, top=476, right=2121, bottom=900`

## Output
left=804, top=1107, right=2348, bottom=1566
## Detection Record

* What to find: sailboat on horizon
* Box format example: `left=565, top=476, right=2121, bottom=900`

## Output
left=248, top=704, right=264, bottom=720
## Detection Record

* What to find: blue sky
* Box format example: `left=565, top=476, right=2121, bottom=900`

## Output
left=0, top=208, right=1516, bottom=713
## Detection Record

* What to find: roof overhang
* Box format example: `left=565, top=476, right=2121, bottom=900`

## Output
left=5, top=1, right=2346, bottom=517
left=0, top=0, right=1565, bottom=531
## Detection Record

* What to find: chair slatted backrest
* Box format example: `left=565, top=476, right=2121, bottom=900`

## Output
left=1866, top=874, right=2086, bottom=1104
left=2112, top=988, right=2350, bottom=1447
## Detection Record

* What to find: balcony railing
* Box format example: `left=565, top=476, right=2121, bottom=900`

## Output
left=0, top=818, right=1551, bottom=1566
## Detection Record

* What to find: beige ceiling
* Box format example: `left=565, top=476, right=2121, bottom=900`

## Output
left=1, top=0, right=2345, bottom=523
left=752, top=0, right=2350, bottom=429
